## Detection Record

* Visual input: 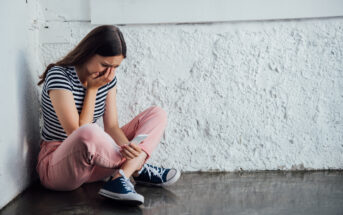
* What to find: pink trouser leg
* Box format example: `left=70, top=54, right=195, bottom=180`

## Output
left=86, top=105, right=168, bottom=183
left=36, top=106, right=167, bottom=191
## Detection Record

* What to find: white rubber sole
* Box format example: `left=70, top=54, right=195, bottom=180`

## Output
left=98, top=189, right=144, bottom=205
left=135, top=169, right=181, bottom=187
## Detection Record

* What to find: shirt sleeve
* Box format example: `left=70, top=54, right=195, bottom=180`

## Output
left=44, top=66, right=73, bottom=93
left=107, top=75, right=117, bottom=91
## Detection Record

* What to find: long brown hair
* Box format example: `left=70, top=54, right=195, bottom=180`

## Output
left=37, top=25, right=127, bottom=86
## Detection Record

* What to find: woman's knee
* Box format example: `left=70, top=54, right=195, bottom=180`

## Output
left=76, top=123, right=101, bottom=140
left=74, top=123, right=104, bottom=150
left=150, top=105, right=168, bottom=124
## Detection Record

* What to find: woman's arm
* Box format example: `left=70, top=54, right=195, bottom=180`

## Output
left=106, top=126, right=130, bottom=147
left=103, top=85, right=144, bottom=160
left=49, top=89, right=80, bottom=136
left=79, top=67, right=115, bottom=126
left=79, top=88, right=97, bottom=126
left=103, top=85, right=130, bottom=146
left=49, top=67, right=114, bottom=135
left=49, top=87, right=104, bottom=136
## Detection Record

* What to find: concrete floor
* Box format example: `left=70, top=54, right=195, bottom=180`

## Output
left=1, top=171, right=342, bottom=215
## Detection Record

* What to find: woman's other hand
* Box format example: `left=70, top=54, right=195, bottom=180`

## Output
left=87, top=67, right=115, bottom=90
left=120, top=143, right=143, bottom=160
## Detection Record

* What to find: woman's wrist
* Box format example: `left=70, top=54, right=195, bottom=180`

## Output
left=86, top=87, right=98, bottom=93
left=79, top=87, right=98, bottom=126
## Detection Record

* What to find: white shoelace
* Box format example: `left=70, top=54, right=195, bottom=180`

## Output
left=118, top=169, right=135, bottom=192
left=143, top=164, right=167, bottom=181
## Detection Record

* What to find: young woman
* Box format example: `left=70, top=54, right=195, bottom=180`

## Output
left=36, top=25, right=181, bottom=205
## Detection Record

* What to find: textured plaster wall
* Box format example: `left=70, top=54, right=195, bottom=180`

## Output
left=0, top=0, right=42, bottom=210
left=38, top=14, right=343, bottom=171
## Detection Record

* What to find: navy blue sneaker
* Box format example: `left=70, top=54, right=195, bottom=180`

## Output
left=133, top=163, right=181, bottom=187
left=98, top=169, right=144, bottom=205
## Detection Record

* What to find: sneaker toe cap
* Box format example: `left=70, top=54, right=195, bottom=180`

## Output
left=166, top=168, right=181, bottom=181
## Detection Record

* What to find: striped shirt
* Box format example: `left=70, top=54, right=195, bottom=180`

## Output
left=40, top=65, right=117, bottom=142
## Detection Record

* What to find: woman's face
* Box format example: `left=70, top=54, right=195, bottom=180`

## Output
left=84, top=54, right=124, bottom=78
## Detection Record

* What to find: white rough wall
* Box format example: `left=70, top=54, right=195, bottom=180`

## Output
left=0, top=0, right=42, bottom=210
left=38, top=15, right=343, bottom=171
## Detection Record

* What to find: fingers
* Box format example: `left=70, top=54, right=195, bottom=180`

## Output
left=105, top=67, right=113, bottom=79
left=126, top=144, right=141, bottom=155
left=100, top=67, right=114, bottom=83
left=104, top=67, right=112, bottom=78
left=100, top=68, right=109, bottom=76
left=109, top=67, right=115, bottom=80
left=129, top=143, right=142, bottom=153
left=109, top=68, right=115, bottom=79
left=121, top=144, right=141, bottom=159
left=106, top=67, right=111, bottom=76
left=121, top=148, right=135, bottom=159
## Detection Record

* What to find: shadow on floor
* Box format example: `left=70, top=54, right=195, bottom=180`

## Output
left=1, top=171, right=343, bottom=215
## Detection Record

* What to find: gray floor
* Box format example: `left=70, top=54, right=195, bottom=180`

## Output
left=1, top=171, right=342, bottom=215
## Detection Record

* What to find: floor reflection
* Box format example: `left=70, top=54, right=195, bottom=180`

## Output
left=1, top=171, right=342, bottom=215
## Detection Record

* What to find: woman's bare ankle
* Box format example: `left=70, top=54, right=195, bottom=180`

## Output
left=110, top=151, right=147, bottom=180
left=112, top=169, right=139, bottom=180
left=132, top=170, right=140, bottom=177
left=111, top=172, right=122, bottom=180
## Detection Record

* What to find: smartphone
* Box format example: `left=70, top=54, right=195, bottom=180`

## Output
left=129, top=134, right=148, bottom=145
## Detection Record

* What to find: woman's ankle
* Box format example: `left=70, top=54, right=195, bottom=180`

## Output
left=111, top=169, right=128, bottom=180
left=132, top=170, right=140, bottom=177
left=111, top=170, right=139, bottom=180
left=111, top=152, right=147, bottom=180
left=111, top=173, right=121, bottom=180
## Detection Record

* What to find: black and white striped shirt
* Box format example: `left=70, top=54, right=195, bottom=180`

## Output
left=40, top=65, right=117, bottom=142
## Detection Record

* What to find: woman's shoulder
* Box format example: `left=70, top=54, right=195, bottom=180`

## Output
left=45, top=65, right=75, bottom=89
left=46, top=65, right=75, bottom=80
left=48, top=65, right=73, bottom=75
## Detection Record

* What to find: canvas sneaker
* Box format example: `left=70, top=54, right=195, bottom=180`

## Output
left=98, top=169, right=144, bottom=205
left=133, top=163, right=181, bottom=187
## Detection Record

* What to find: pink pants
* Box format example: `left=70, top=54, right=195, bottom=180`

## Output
left=36, top=106, right=167, bottom=191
